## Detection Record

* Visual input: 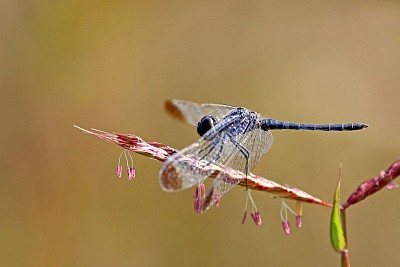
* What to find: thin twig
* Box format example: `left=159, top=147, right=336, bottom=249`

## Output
left=74, top=125, right=332, bottom=208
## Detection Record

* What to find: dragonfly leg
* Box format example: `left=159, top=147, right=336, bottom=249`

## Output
left=197, top=136, right=225, bottom=171
left=207, top=135, right=226, bottom=163
left=197, top=139, right=217, bottom=159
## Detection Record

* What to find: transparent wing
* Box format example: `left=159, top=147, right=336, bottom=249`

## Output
left=165, top=99, right=236, bottom=126
left=159, top=111, right=274, bottom=211
left=159, top=138, right=220, bottom=192
left=201, top=126, right=274, bottom=211
left=159, top=112, right=240, bottom=192
left=239, top=127, right=274, bottom=171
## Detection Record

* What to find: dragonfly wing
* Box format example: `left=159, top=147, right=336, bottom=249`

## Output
left=202, top=125, right=274, bottom=211
left=160, top=106, right=274, bottom=212
left=239, top=127, right=274, bottom=171
left=159, top=113, right=239, bottom=192
left=165, top=99, right=236, bottom=126
left=159, top=139, right=217, bottom=192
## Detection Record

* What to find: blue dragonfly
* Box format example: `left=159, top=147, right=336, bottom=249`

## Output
left=159, top=99, right=367, bottom=212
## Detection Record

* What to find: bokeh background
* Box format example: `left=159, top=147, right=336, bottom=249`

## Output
left=2, top=1, right=400, bottom=266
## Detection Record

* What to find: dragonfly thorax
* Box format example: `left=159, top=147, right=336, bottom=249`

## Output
left=197, top=115, right=217, bottom=137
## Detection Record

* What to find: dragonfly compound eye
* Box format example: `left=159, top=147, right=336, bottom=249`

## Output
left=197, top=115, right=217, bottom=136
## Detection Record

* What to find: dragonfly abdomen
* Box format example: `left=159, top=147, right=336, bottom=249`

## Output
left=261, top=119, right=368, bottom=131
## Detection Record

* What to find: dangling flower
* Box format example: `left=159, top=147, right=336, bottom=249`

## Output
left=242, top=190, right=262, bottom=226
left=280, top=200, right=296, bottom=235
left=241, top=210, right=248, bottom=224
left=251, top=211, right=262, bottom=226
left=295, top=201, right=303, bottom=228
left=128, top=167, right=136, bottom=180
left=116, top=165, right=122, bottom=178
left=282, top=220, right=291, bottom=235
left=213, top=190, right=222, bottom=208
left=193, top=183, right=206, bottom=213
left=117, top=150, right=136, bottom=180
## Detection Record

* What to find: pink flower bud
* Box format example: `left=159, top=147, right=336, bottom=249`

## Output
left=116, top=165, right=122, bottom=178
left=296, top=215, right=302, bottom=228
left=213, top=191, right=221, bottom=207
left=241, top=210, right=247, bottom=224
left=193, top=184, right=206, bottom=199
left=127, top=167, right=136, bottom=180
left=295, top=201, right=302, bottom=228
left=194, top=196, right=203, bottom=213
left=250, top=211, right=262, bottom=226
left=282, top=220, right=291, bottom=235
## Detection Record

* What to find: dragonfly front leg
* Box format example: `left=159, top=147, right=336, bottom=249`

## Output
left=196, top=136, right=225, bottom=172
left=197, top=139, right=217, bottom=160
left=207, top=134, right=227, bottom=164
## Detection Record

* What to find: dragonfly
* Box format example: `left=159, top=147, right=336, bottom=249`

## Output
left=159, top=99, right=368, bottom=212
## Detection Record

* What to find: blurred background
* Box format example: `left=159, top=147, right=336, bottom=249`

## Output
left=1, top=1, right=400, bottom=266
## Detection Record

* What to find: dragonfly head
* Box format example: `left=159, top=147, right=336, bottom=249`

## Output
left=197, top=115, right=217, bottom=137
